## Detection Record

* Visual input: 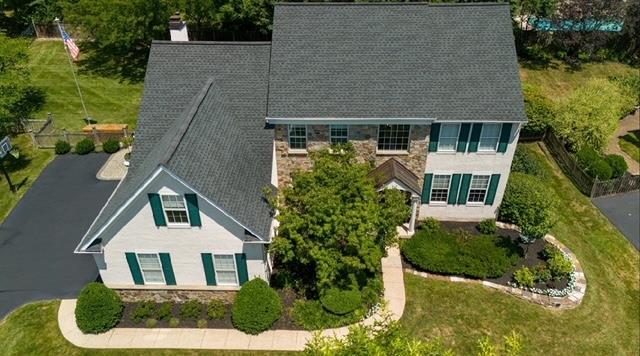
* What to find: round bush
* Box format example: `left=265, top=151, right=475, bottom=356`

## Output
left=131, top=300, right=155, bottom=324
left=102, top=138, right=120, bottom=154
left=320, top=288, right=362, bottom=315
left=514, top=267, right=535, bottom=288
left=477, top=218, right=497, bottom=235
left=207, top=299, right=225, bottom=320
left=54, top=140, right=71, bottom=154
left=605, top=154, right=628, bottom=178
left=179, top=300, right=202, bottom=320
left=548, top=254, right=573, bottom=279
left=75, top=282, right=123, bottom=334
left=576, top=147, right=613, bottom=180
left=153, top=301, right=173, bottom=321
left=232, top=278, right=282, bottom=334
left=75, top=138, right=95, bottom=155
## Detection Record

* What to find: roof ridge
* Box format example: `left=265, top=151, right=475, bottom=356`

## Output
left=152, top=40, right=271, bottom=46
left=160, top=79, right=215, bottom=164
left=274, top=2, right=508, bottom=7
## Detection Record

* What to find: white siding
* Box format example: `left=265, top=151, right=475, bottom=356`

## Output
left=97, top=170, right=269, bottom=289
left=419, top=123, right=520, bottom=221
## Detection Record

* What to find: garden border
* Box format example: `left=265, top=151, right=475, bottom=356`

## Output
left=56, top=247, right=405, bottom=351
left=404, top=222, right=586, bottom=309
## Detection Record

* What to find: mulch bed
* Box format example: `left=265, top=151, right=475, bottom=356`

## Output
left=116, top=289, right=304, bottom=330
left=403, top=221, right=569, bottom=290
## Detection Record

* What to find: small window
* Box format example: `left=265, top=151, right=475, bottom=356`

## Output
left=214, top=254, right=238, bottom=285
left=137, top=253, right=165, bottom=284
left=288, top=125, right=307, bottom=150
left=468, top=175, right=491, bottom=203
left=378, top=124, right=411, bottom=151
left=478, top=124, right=502, bottom=152
left=330, top=125, right=348, bottom=144
left=437, top=124, right=460, bottom=152
left=430, top=175, right=451, bottom=203
left=161, top=195, right=189, bottom=225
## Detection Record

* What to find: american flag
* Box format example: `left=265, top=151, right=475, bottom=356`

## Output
left=61, top=27, right=80, bottom=61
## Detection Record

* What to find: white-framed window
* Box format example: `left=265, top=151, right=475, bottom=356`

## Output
left=437, top=124, right=460, bottom=152
left=468, top=175, right=491, bottom=203
left=161, top=194, right=190, bottom=225
left=288, top=125, right=307, bottom=150
left=330, top=125, right=348, bottom=144
left=478, top=124, right=502, bottom=152
left=213, top=254, right=238, bottom=285
left=137, top=253, right=165, bottom=284
left=378, top=124, right=411, bottom=151
left=430, top=174, right=451, bottom=203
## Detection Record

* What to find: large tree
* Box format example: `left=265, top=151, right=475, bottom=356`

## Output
left=269, top=145, right=409, bottom=295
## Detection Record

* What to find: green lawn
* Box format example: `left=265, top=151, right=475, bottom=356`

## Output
left=0, top=135, right=54, bottom=223
left=401, top=143, right=640, bottom=355
left=519, top=60, right=636, bottom=102
left=29, top=40, right=143, bottom=131
left=619, top=132, right=640, bottom=163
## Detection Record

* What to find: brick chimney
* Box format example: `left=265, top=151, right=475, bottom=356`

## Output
left=169, top=12, right=189, bottom=41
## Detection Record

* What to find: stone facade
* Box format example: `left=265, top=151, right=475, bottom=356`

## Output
left=274, top=124, right=430, bottom=187
left=116, top=289, right=237, bottom=304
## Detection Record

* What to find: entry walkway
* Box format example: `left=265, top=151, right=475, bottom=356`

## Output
left=58, top=247, right=405, bottom=351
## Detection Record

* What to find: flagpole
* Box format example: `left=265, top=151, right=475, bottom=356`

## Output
left=54, top=18, right=91, bottom=124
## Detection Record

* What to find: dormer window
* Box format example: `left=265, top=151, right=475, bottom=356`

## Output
left=161, top=194, right=190, bottom=225
left=288, top=124, right=307, bottom=150
left=378, top=124, right=410, bottom=152
left=437, top=123, right=460, bottom=152
left=478, top=123, right=501, bottom=152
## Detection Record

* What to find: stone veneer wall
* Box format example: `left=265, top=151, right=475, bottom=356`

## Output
left=274, top=124, right=429, bottom=187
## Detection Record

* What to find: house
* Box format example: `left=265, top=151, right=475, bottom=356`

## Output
left=75, top=2, right=525, bottom=290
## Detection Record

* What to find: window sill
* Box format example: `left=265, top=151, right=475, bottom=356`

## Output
left=476, top=150, right=498, bottom=155
left=287, top=149, right=308, bottom=155
left=376, top=150, right=410, bottom=156
left=465, top=202, right=485, bottom=207
left=433, top=150, right=457, bottom=155
left=428, top=202, right=448, bottom=207
left=165, top=224, right=192, bottom=229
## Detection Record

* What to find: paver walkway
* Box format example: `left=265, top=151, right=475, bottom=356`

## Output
left=58, top=247, right=405, bottom=351
left=96, top=149, right=129, bottom=180
left=606, top=109, right=639, bottom=175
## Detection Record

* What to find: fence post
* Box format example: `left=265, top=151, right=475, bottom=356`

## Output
left=48, top=113, right=54, bottom=129
left=28, top=130, right=37, bottom=148
left=590, top=177, right=598, bottom=198
left=123, top=127, right=128, bottom=138
left=63, top=128, right=69, bottom=143
left=92, top=126, right=100, bottom=144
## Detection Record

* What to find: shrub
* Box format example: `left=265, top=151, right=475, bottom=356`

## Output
left=131, top=300, right=156, bottom=324
left=207, top=299, right=225, bottom=320
left=320, top=288, right=362, bottom=315
left=169, top=317, right=180, bottom=328
left=511, top=145, right=545, bottom=177
left=514, top=267, right=535, bottom=288
left=54, top=140, right=71, bottom=154
left=541, top=244, right=562, bottom=260
left=477, top=219, right=497, bottom=235
left=75, top=282, right=123, bottom=334
left=499, top=173, right=558, bottom=241
left=548, top=254, right=573, bottom=279
left=145, top=318, right=157, bottom=328
left=522, top=84, right=554, bottom=135
left=577, top=147, right=613, bottom=180
left=292, top=299, right=362, bottom=330
left=532, top=264, right=552, bottom=283
left=422, top=217, right=441, bottom=232
left=232, top=278, right=282, bottom=334
left=605, top=154, right=628, bottom=178
left=153, top=302, right=173, bottom=321
left=360, top=277, right=383, bottom=307
left=179, top=300, right=202, bottom=320
left=75, top=138, right=95, bottom=155
left=401, top=227, right=521, bottom=279
left=197, top=319, right=208, bottom=328
left=102, top=138, right=120, bottom=154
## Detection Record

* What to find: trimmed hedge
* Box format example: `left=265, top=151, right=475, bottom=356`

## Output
left=102, top=138, right=120, bottom=154
left=232, top=279, right=282, bottom=334
left=320, top=288, right=362, bottom=315
left=179, top=300, right=202, bottom=320
left=291, top=300, right=362, bottom=330
left=401, top=227, right=521, bottom=279
left=605, top=154, right=628, bottom=178
left=54, top=140, right=71, bottom=154
left=577, top=147, right=612, bottom=180
left=75, top=138, right=95, bottom=155
left=207, top=300, right=225, bottom=320
left=511, top=145, right=545, bottom=177
left=477, top=219, right=497, bottom=235
left=75, top=282, right=123, bottom=334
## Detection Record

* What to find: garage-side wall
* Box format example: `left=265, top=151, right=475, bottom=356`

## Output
left=96, top=170, right=269, bottom=290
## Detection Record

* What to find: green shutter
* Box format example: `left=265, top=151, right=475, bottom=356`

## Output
left=125, top=252, right=144, bottom=285
left=457, top=174, right=472, bottom=204
left=185, top=194, right=201, bottom=227
left=235, top=253, right=249, bottom=285
left=448, top=174, right=461, bottom=205
left=421, top=174, right=433, bottom=203
left=201, top=253, right=217, bottom=286
left=159, top=253, right=176, bottom=285
left=148, top=193, right=166, bottom=227
left=467, top=124, right=483, bottom=153
left=456, top=124, right=471, bottom=152
left=428, top=123, right=440, bottom=152
left=497, top=123, right=512, bottom=153
left=485, top=174, right=501, bottom=205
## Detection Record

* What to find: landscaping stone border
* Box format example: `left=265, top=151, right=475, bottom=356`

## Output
left=405, top=222, right=586, bottom=309
left=57, top=247, right=405, bottom=351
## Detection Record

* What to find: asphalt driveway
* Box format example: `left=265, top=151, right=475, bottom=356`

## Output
left=0, top=153, right=117, bottom=319
left=593, top=191, right=640, bottom=250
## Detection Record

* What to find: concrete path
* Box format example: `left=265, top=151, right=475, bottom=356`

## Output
left=593, top=191, right=640, bottom=250
left=58, top=247, right=405, bottom=351
left=0, top=154, right=118, bottom=319
left=96, top=149, right=128, bottom=181
left=607, top=110, right=639, bottom=175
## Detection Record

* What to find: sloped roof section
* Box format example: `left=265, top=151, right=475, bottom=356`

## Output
left=268, top=3, right=526, bottom=122
left=368, top=158, right=422, bottom=196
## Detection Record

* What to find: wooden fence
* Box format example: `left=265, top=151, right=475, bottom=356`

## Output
left=24, top=115, right=130, bottom=149
left=591, top=174, right=640, bottom=198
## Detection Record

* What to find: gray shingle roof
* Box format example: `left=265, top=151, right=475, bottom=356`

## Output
left=77, top=42, right=273, bottom=252
left=267, top=3, right=526, bottom=122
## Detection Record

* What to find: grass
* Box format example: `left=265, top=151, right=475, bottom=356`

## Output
left=400, top=142, right=639, bottom=355
left=619, top=132, right=640, bottom=163
left=0, top=301, right=293, bottom=355
left=0, top=135, right=54, bottom=223
left=28, top=40, right=143, bottom=131
left=519, top=60, right=636, bottom=102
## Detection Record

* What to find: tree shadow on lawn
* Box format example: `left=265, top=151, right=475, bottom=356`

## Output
left=76, top=43, right=148, bottom=84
